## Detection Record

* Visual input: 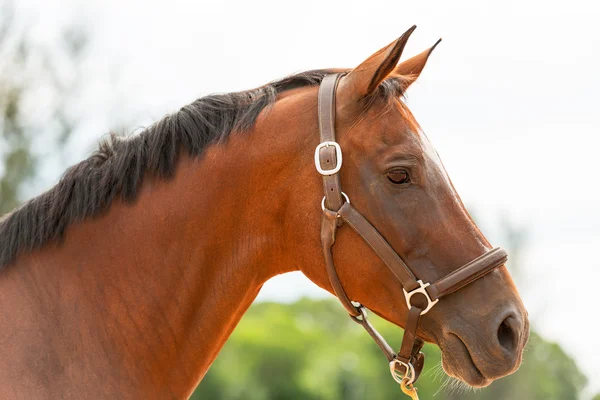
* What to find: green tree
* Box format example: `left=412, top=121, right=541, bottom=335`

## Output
left=0, top=0, right=88, bottom=213
left=193, top=299, right=589, bottom=400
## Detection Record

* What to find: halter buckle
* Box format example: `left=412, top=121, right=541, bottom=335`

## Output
left=403, top=280, right=439, bottom=315
left=390, top=359, right=416, bottom=385
left=314, top=141, right=342, bottom=175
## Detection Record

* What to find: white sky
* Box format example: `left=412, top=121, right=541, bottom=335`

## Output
left=13, top=0, right=600, bottom=396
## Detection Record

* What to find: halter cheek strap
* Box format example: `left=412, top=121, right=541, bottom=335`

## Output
left=316, top=73, right=508, bottom=390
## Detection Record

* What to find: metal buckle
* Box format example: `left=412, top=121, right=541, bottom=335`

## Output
left=314, top=141, right=342, bottom=176
left=390, top=359, right=416, bottom=385
left=321, top=192, right=350, bottom=212
left=403, top=280, right=439, bottom=315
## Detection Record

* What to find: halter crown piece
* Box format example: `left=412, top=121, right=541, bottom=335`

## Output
left=315, top=73, right=508, bottom=398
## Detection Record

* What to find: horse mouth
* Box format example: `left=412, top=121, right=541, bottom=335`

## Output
left=441, top=333, right=492, bottom=388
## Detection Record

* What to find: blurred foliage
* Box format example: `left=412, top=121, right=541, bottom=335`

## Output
left=193, top=298, right=588, bottom=400
left=0, top=0, right=88, bottom=214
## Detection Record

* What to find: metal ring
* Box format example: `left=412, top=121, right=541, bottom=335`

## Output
left=321, top=192, right=350, bottom=212
left=389, top=359, right=416, bottom=385
left=350, top=305, right=367, bottom=323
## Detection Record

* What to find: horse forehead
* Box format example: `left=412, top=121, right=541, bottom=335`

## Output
left=419, top=132, right=446, bottom=172
left=347, top=101, right=447, bottom=174
left=346, top=117, right=400, bottom=152
left=370, top=116, right=452, bottom=186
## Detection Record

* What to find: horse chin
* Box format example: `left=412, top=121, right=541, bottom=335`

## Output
left=440, top=333, right=493, bottom=388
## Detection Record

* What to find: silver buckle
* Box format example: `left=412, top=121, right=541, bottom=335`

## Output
left=403, top=280, right=439, bottom=315
left=314, top=141, right=342, bottom=176
left=390, top=359, right=416, bottom=385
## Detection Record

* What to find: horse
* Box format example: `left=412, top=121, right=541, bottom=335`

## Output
left=0, top=25, right=529, bottom=399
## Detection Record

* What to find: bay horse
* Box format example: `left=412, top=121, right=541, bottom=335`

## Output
left=0, top=26, right=528, bottom=399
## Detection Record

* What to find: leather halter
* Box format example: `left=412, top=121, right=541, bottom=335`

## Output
left=316, top=73, right=508, bottom=387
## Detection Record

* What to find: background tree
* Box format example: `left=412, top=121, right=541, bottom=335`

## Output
left=194, top=299, right=589, bottom=400
left=0, top=0, right=88, bottom=213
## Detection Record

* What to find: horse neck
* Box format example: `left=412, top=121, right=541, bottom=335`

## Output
left=1, top=87, right=323, bottom=397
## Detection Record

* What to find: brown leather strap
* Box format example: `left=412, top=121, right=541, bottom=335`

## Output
left=408, top=349, right=425, bottom=383
left=397, top=306, right=423, bottom=363
left=321, top=208, right=360, bottom=317
left=318, top=74, right=358, bottom=317
left=338, top=202, right=420, bottom=292
left=318, top=74, right=344, bottom=211
left=394, top=306, right=425, bottom=383
left=429, top=247, right=508, bottom=300
left=351, top=308, right=396, bottom=361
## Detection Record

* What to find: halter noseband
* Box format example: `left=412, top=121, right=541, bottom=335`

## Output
left=315, top=73, right=507, bottom=394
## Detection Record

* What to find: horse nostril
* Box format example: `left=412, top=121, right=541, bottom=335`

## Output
left=497, top=315, right=519, bottom=353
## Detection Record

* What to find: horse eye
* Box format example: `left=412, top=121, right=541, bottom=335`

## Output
left=387, top=169, right=410, bottom=184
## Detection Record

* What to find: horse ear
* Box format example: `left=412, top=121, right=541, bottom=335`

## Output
left=338, top=25, right=416, bottom=102
left=394, top=38, right=442, bottom=91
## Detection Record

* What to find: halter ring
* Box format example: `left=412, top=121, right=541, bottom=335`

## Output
left=349, top=303, right=367, bottom=322
left=390, top=359, right=416, bottom=385
left=321, top=192, right=350, bottom=212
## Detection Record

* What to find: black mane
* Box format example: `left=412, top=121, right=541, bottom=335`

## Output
left=0, top=69, right=406, bottom=268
